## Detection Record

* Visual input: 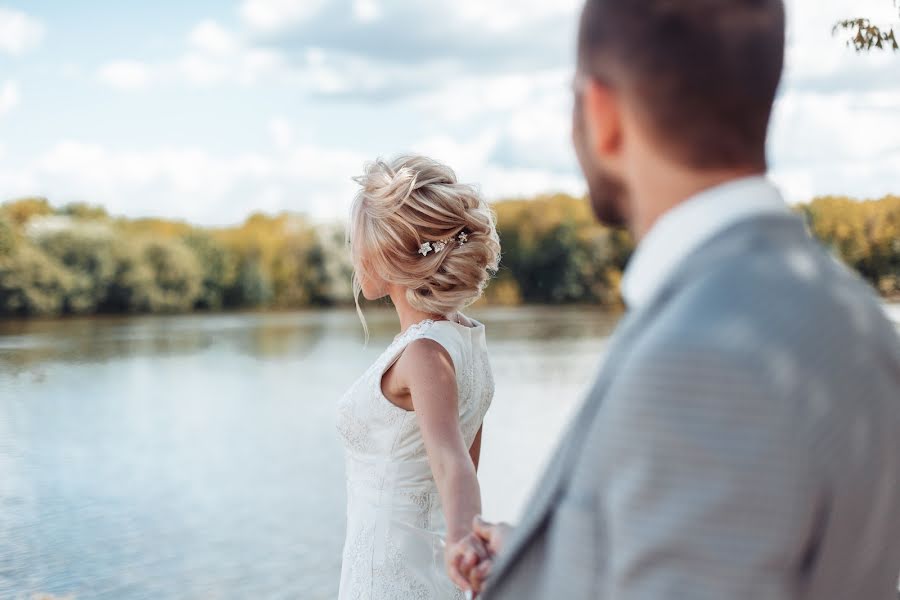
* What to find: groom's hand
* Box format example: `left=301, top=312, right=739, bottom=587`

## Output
left=447, top=530, right=489, bottom=592
left=464, top=515, right=513, bottom=593
left=447, top=515, right=514, bottom=595
left=472, top=515, right=512, bottom=557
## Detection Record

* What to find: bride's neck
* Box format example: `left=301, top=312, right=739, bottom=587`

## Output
left=388, top=286, right=447, bottom=332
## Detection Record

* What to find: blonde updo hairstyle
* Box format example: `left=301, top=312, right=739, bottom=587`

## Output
left=349, top=155, right=501, bottom=337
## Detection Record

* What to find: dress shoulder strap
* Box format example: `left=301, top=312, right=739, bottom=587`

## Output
left=417, top=321, right=466, bottom=371
left=378, top=319, right=460, bottom=376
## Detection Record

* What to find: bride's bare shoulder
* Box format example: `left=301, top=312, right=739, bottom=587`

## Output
left=397, top=337, right=455, bottom=378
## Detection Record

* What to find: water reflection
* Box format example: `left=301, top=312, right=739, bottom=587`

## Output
left=3, top=304, right=898, bottom=598
left=0, top=312, right=338, bottom=371
left=0, top=307, right=619, bottom=599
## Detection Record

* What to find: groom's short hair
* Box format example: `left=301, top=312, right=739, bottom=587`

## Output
left=577, top=0, right=785, bottom=169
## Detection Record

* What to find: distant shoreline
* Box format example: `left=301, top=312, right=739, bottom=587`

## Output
left=2, top=300, right=897, bottom=327
left=3, top=194, right=898, bottom=320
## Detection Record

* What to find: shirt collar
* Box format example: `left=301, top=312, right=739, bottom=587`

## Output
left=621, top=176, right=789, bottom=310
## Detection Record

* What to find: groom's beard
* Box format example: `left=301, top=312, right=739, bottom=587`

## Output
left=585, top=166, right=628, bottom=229
left=572, top=106, right=629, bottom=229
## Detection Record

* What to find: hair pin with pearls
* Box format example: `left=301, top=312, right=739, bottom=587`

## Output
left=418, top=231, right=468, bottom=257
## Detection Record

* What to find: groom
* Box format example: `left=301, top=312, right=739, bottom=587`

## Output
left=449, top=0, right=900, bottom=598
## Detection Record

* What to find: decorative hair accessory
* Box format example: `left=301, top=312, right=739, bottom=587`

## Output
left=417, top=232, right=469, bottom=257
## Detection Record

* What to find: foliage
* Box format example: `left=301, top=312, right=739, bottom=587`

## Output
left=138, top=237, right=205, bottom=312
left=0, top=243, right=78, bottom=316
left=183, top=231, right=237, bottom=310
left=492, top=194, right=632, bottom=305
left=100, top=236, right=158, bottom=314
left=0, top=215, right=16, bottom=256
left=225, top=257, right=272, bottom=308
left=834, top=1, right=899, bottom=51
left=800, top=195, right=900, bottom=296
left=0, top=191, right=898, bottom=318
left=35, top=226, right=121, bottom=314
left=59, top=202, right=109, bottom=220
left=2, top=197, right=54, bottom=227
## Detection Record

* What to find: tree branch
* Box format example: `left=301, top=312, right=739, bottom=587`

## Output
left=833, top=18, right=899, bottom=52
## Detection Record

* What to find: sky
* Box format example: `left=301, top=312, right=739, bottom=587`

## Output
left=0, top=0, right=898, bottom=226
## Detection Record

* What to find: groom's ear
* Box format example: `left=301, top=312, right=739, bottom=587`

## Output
left=582, top=80, right=623, bottom=162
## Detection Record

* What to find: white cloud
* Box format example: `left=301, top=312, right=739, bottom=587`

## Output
left=765, top=0, right=900, bottom=202
left=97, top=60, right=154, bottom=90
left=94, top=0, right=578, bottom=101
left=268, top=117, right=295, bottom=149
left=412, top=131, right=584, bottom=201
left=0, top=132, right=368, bottom=225
left=239, top=0, right=328, bottom=33
left=352, top=0, right=381, bottom=23
left=188, top=20, right=239, bottom=56
left=175, top=53, right=229, bottom=86
left=413, top=133, right=501, bottom=178
left=0, top=120, right=585, bottom=225
left=97, top=20, right=289, bottom=90
left=0, top=7, right=44, bottom=55
left=18, top=0, right=900, bottom=226
left=454, top=0, right=581, bottom=34
left=769, top=89, right=900, bottom=203
left=251, top=0, right=576, bottom=76
left=783, top=0, right=900, bottom=96
left=409, top=69, right=570, bottom=123
left=0, top=80, right=20, bottom=116
left=176, top=45, right=286, bottom=86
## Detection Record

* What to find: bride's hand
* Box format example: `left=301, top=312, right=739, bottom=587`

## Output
left=462, top=515, right=513, bottom=593
left=447, top=515, right=513, bottom=595
left=446, top=530, right=489, bottom=593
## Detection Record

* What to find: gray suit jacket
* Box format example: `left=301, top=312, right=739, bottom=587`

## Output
left=482, top=213, right=900, bottom=599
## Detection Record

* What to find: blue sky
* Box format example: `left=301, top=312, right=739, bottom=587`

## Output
left=0, top=0, right=898, bottom=225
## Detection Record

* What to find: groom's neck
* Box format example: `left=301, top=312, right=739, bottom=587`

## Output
left=626, top=156, right=765, bottom=242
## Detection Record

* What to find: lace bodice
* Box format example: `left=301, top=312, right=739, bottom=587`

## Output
left=336, top=317, right=494, bottom=599
left=337, top=318, right=493, bottom=461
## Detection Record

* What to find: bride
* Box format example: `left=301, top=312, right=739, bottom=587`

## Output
left=336, top=154, right=501, bottom=599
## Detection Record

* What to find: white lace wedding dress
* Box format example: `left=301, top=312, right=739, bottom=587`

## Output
left=336, top=317, right=494, bottom=599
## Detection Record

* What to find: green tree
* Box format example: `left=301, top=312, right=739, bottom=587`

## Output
left=1, top=197, right=54, bottom=227
left=184, top=231, right=238, bottom=310
left=0, top=215, right=16, bottom=256
left=315, top=224, right=355, bottom=304
left=224, top=257, right=272, bottom=308
left=99, top=239, right=157, bottom=313
left=299, top=242, right=334, bottom=306
left=493, top=194, right=632, bottom=305
left=139, top=238, right=204, bottom=312
left=1, top=192, right=896, bottom=318
left=59, top=202, right=109, bottom=220
left=803, top=195, right=900, bottom=296
left=0, top=244, right=77, bottom=317
left=36, top=226, right=119, bottom=314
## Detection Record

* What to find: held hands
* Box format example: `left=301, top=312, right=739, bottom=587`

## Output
left=446, top=515, right=513, bottom=597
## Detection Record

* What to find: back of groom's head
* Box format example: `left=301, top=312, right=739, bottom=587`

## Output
left=577, top=0, right=785, bottom=170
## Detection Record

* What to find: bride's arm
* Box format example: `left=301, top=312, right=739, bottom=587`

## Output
left=397, top=338, right=488, bottom=591
left=399, top=338, right=482, bottom=545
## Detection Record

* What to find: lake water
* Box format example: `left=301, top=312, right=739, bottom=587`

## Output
left=2, top=304, right=898, bottom=600
left=0, top=307, right=620, bottom=599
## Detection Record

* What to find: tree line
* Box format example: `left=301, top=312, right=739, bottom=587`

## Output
left=0, top=193, right=897, bottom=318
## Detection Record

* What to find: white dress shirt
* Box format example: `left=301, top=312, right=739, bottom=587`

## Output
left=621, top=176, right=790, bottom=310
